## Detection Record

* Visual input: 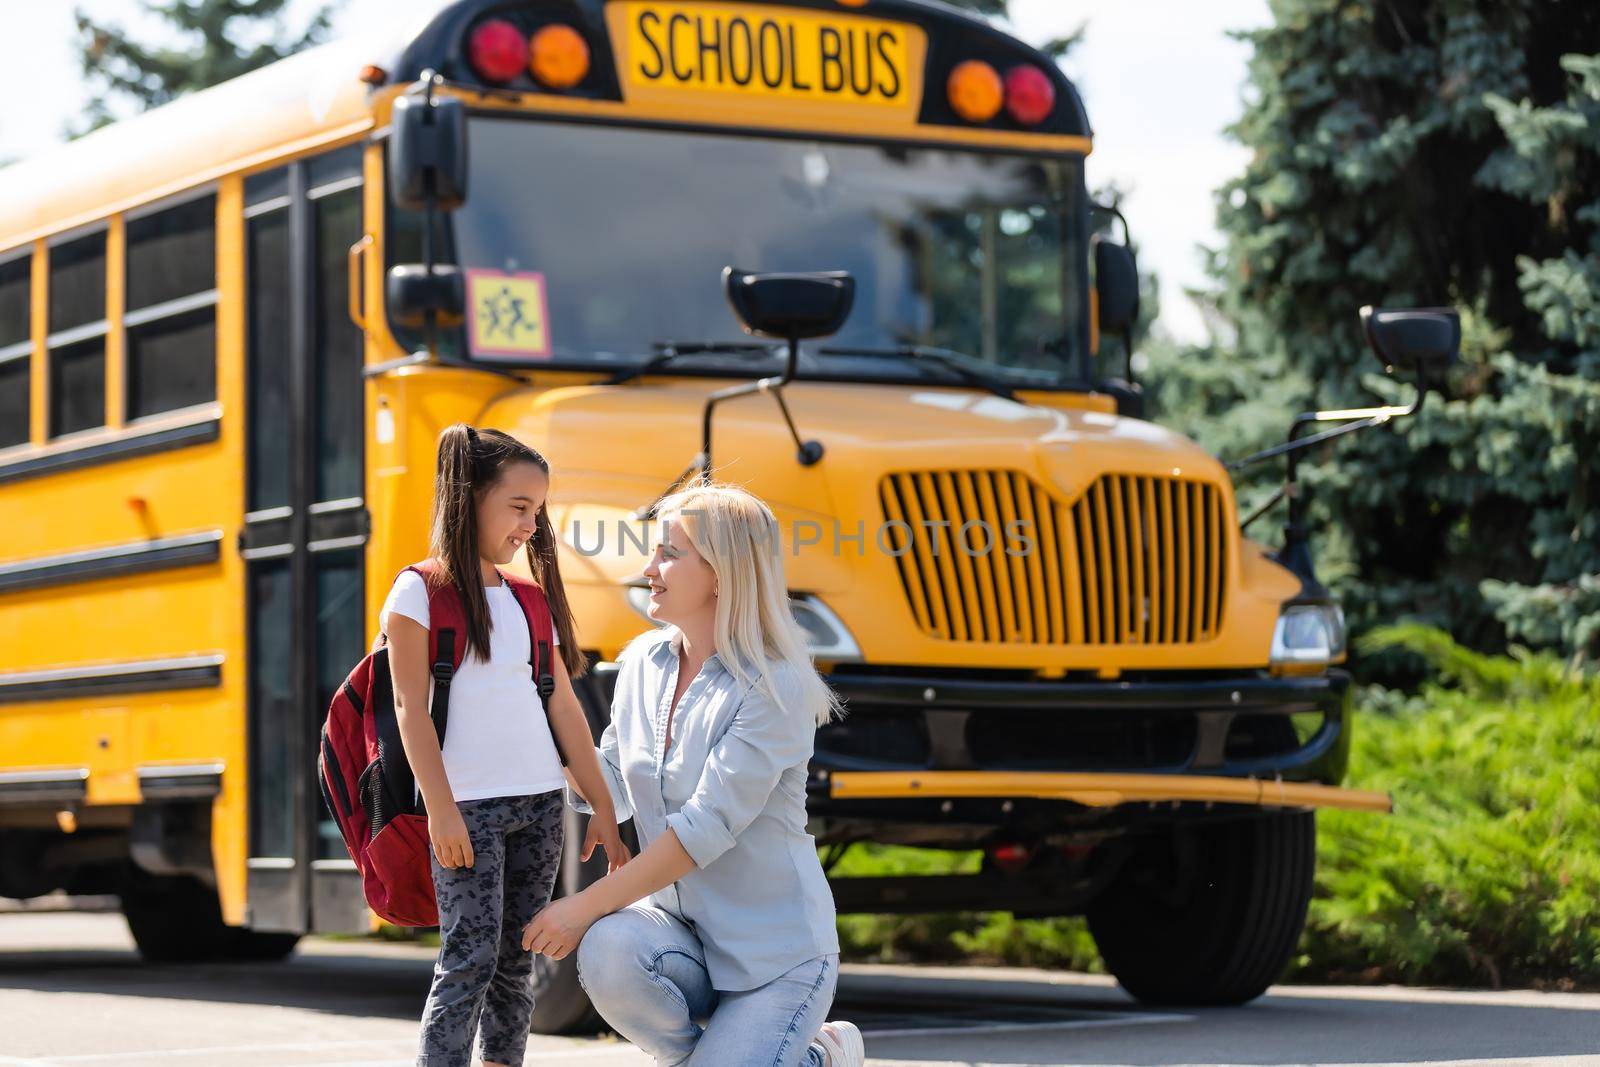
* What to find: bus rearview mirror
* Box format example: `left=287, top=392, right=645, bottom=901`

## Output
left=722, top=267, right=855, bottom=341
left=1093, top=237, right=1139, bottom=335
left=387, top=264, right=464, bottom=329
left=390, top=92, right=468, bottom=213
left=1359, top=306, right=1460, bottom=376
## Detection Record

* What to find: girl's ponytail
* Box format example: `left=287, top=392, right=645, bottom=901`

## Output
left=428, top=423, right=494, bottom=660
left=527, top=506, right=586, bottom=678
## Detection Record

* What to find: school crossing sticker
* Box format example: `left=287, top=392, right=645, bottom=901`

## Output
left=610, top=2, right=924, bottom=118
left=467, top=269, right=552, bottom=360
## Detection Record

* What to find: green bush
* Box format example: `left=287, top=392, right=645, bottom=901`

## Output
left=1296, top=623, right=1600, bottom=988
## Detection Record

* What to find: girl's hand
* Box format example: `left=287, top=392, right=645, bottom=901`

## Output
left=522, top=893, right=598, bottom=959
left=583, top=818, right=632, bottom=873
left=428, top=805, right=474, bottom=869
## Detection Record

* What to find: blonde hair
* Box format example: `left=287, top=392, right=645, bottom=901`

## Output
left=645, top=482, right=842, bottom=728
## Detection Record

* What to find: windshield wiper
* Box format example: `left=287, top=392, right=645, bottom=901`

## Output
left=817, top=344, right=1018, bottom=401
left=603, top=340, right=784, bottom=385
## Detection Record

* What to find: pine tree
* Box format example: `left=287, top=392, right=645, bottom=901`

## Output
left=72, top=0, right=337, bottom=135
left=1146, top=0, right=1600, bottom=671
left=1476, top=53, right=1600, bottom=658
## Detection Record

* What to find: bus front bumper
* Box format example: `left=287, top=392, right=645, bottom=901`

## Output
left=824, top=769, right=1390, bottom=813
left=808, top=668, right=1389, bottom=816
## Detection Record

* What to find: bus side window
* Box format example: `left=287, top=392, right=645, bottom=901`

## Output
left=307, top=149, right=364, bottom=502
left=246, top=170, right=291, bottom=513
left=125, top=193, right=218, bottom=421
left=0, top=251, right=30, bottom=448
left=46, top=230, right=107, bottom=438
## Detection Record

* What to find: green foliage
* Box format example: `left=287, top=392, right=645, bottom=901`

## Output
left=1144, top=2, right=1600, bottom=673
left=1299, top=624, right=1600, bottom=987
left=71, top=0, right=337, bottom=135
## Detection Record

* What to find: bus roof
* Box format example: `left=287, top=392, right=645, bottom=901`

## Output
left=0, top=25, right=406, bottom=251
left=0, top=0, right=1091, bottom=252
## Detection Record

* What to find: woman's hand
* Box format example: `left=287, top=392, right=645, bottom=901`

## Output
left=428, top=804, right=474, bottom=869
left=583, top=817, right=633, bottom=874
left=522, top=893, right=599, bottom=959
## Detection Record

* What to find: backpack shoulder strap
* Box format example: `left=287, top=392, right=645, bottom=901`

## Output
left=501, top=571, right=566, bottom=767
left=406, top=560, right=466, bottom=747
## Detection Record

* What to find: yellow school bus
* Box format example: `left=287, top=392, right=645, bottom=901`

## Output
left=0, top=0, right=1430, bottom=1028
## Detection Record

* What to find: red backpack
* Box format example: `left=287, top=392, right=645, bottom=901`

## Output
left=317, top=560, right=562, bottom=927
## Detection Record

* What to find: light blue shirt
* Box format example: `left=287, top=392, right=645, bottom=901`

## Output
left=566, top=627, right=839, bottom=991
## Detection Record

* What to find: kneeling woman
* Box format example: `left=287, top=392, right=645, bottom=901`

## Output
left=521, top=483, right=864, bottom=1067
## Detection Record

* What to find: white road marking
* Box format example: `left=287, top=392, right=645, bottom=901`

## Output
left=261, top=1050, right=645, bottom=1067
left=1144, top=1060, right=1600, bottom=1067
left=43, top=1040, right=408, bottom=1063
left=9, top=1007, right=1190, bottom=1066
left=881, top=1060, right=1600, bottom=1067
left=26, top=1044, right=645, bottom=1067
left=861, top=1010, right=1193, bottom=1040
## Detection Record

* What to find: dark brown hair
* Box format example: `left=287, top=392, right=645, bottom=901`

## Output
left=428, top=423, right=585, bottom=678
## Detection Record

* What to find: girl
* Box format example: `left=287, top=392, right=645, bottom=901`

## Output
left=520, top=482, right=865, bottom=1067
left=384, top=423, right=630, bottom=1067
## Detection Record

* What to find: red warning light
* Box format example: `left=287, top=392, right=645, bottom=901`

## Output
left=1004, top=65, right=1056, bottom=125
left=468, top=19, right=528, bottom=84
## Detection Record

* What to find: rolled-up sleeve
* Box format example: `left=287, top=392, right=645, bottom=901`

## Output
left=565, top=718, right=633, bottom=823
left=665, top=675, right=813, bottom=869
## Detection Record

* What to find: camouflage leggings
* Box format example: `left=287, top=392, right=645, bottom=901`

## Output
left=417, top=790, right=565, bottom=1067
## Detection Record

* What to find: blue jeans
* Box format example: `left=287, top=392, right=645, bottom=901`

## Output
left=577, top=904, right=837, bottom=1066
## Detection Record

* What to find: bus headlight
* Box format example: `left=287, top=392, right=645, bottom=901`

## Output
left=1269, top=602, right=1346, bottom=667
left=624, top=584, right=861, bottom=661
left=789, top=595, right=862, bottom=662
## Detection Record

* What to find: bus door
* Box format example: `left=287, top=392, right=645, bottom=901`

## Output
left=238, top=144, right=370, bottom=934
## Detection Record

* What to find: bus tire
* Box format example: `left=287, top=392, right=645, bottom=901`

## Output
left=226, top=928, right=302, bottom=961
left=1086, top=810, right=1315, bottom=1006
left=121, top=874, right=300, bottom=963
left=527, top=805, right=612, bottom=1034
left=527, top=666, right=621, bottom=1035
left=121, top=874, right=231, bottom=962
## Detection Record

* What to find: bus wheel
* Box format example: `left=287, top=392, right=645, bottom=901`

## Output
left=121, top=874, right=230, bottom=962
left=121, top=874, right=299, bottom=963
left=527, top=807, right=614, bottom=1034
left=1086, top=810, right=1315, bottom=1006
left=528, top=668, right=623, bottom=1035
left=226, top=928, right=302, bottom=961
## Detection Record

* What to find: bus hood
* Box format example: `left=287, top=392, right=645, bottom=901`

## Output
left=487, top=377, right=1221, bottom=490
left=482, top=377, right=1229, bottom=591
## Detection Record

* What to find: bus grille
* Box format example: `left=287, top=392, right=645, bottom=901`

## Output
left=878, top=470, right=1228, bottom=645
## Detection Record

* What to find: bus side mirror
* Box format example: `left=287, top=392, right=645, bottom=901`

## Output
left=387, top=264, right=464, bottom=329
left=390, top=92, right=468, bottom=213
left=722, top=268, right=855, bottom=341
left=1359, top=306, right=1460, bottom=376
left=707, top=266, right=849, bottom=473
left=1093, top=237, right=1140, bottom=335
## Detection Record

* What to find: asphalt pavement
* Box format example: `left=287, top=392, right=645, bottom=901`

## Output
left=1, top=912, right=1596, bottom=1066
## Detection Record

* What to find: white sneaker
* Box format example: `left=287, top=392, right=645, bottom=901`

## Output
left=814, top=1019, right=865, bottom=1067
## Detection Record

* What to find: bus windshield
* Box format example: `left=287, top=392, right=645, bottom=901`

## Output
left=397, top=116, right=1087, bottom=386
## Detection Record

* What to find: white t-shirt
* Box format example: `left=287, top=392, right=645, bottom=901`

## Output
left=380, top=570, right=566, bottom=803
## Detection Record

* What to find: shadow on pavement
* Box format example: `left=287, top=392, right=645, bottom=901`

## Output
left=0, top=941, right=436, bottom=1021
